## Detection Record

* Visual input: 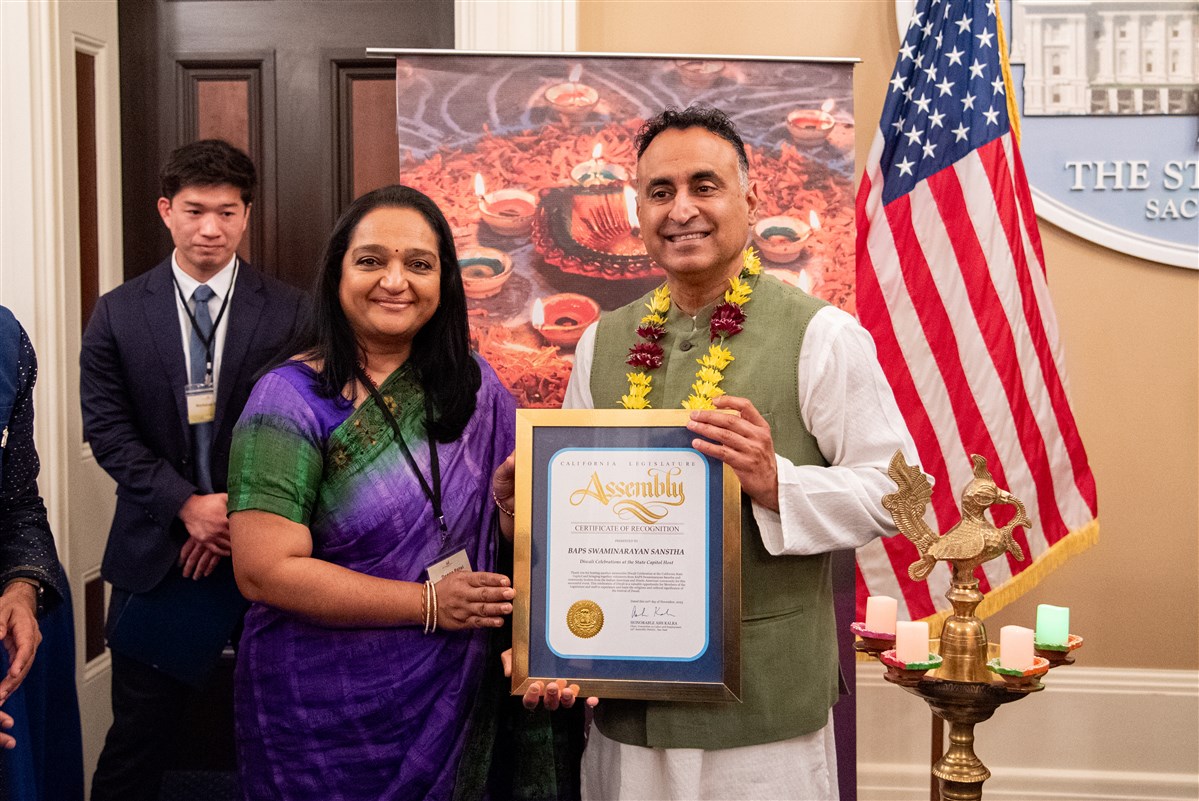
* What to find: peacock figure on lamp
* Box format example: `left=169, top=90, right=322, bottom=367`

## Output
left=880, top=451, right=1031, bottom=683
left=885, top=453, right=1031, bottom=585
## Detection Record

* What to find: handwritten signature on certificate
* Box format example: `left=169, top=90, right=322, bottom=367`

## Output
left=631, top=605, right=678, bottom=619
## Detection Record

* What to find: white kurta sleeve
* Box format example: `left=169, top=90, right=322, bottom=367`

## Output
left=563, top=322, right=599, bottom=411
left=752, top=305, right=919, bottom=556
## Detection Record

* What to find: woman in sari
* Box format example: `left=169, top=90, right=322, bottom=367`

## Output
left=227, top=185, right=522, bottom=800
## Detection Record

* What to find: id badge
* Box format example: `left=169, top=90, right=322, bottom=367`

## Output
left=184, top=382, right=216, bottom=425
left=426, top=548, right=472, bottom=583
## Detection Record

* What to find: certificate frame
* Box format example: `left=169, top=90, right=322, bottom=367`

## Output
left=512, top=409, right=741, bottom=702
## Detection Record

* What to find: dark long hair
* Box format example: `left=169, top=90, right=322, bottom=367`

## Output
left=296, top=185, right=480, bottom=442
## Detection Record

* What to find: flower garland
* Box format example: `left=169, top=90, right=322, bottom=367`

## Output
left=620, top=248, right=762, bottom=410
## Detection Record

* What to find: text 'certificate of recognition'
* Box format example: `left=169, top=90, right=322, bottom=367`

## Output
left=546, top=448, right=708, bottom=661
left=513, top=409, right=741, bottom=702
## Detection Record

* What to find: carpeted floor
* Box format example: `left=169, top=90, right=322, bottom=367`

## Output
left=158, top=770, right=240, bottom=801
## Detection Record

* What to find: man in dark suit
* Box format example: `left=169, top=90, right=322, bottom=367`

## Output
left=81, top=140, right=305, bottom=801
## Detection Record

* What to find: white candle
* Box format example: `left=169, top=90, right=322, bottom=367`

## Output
left=999, top=625, right=1035, bottom=670
left=864, top=596, right=897, bottom=635
left=895, top=620, right=929, bottom=664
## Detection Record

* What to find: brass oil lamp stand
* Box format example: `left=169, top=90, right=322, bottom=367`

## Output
left=855, top=453, right=1083, bottom=801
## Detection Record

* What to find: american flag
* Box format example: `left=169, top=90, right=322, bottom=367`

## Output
left=855, top=0, right=1099, bottom=625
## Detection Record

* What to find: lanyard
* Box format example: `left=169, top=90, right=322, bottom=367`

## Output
left=172, top=259, right=238, bottom=383
left=354, top=364, right=448, bottom=546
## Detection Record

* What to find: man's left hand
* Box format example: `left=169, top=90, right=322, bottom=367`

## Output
left=687, top=395, right=779, bottom=512
left=500, top=648, right=594, bottom=711
left=0, top=581, right=41, bottom=704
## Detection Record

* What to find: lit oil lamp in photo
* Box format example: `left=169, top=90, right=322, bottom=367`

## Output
left=786, top=99, right=837, bottom=145
left=674, top=59, right=725, bottom=89
left=752, top=213, right=814, bottom=264
left=570, top=142, right=629, bottom=187
left=544, top=64, right=599, bottom=122
left=459, top=246, right=514, bottom=299
left=531, top=294, right=601, bottom=349
left=474, top=173, right=537, bottom=237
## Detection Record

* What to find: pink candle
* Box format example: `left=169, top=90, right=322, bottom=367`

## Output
left=999, top=625, right=1035, bottom=670
left=864, top=596, right=898, bottom=635
left=895, top=620, right=929, bottom=664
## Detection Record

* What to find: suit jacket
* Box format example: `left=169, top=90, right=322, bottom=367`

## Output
left=80, top=258, right=306, bottom=593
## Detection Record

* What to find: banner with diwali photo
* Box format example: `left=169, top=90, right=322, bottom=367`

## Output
left=390, top=51, right=856, bottom=408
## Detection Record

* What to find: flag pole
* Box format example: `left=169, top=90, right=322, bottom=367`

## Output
left=930, top=715, right=943, bottom=801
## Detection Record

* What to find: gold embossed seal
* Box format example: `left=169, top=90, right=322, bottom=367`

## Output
left=566, top=600, right=604, bottom=638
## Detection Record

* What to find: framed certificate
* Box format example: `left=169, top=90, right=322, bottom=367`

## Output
left=512, top=409, right=741, bottom=702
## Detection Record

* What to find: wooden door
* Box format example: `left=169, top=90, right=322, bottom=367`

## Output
left=118, top=0, right=454, bottom=289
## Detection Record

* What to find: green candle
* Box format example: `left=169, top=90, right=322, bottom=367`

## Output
left=1035, top=604, right=1070, bottom=647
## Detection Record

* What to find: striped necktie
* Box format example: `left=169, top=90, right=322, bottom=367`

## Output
left=189, top=284, right=215, bottom=493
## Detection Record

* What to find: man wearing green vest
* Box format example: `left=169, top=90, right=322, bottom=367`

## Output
left=562, top=105, right=917, bottom=800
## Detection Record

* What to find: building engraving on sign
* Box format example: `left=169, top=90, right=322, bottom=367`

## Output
left=1011, top=0, right=1198, bottom=116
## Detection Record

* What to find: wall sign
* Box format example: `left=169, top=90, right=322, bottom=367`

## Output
left=897, top=0, right=1198, bottom=269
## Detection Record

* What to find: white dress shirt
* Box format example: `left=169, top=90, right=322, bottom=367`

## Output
left=171, top=254, right=239, bottom=398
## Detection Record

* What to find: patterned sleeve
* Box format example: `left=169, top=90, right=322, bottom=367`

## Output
left=228, top=370, right=325, bottom=526
left=0, top=324, right=67, bottom=609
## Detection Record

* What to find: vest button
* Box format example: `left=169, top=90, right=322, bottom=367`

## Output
left=680, top=340, right=693, bottom=352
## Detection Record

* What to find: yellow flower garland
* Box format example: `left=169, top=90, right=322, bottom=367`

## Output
left=620, top=248, right=761, bottom=410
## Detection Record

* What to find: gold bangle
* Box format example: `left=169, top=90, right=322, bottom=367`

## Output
left=426, top=577, right=436, bottom=633
left=430, top=579, right=439, bottom=635
left=493, top=490, right=515, bottom=518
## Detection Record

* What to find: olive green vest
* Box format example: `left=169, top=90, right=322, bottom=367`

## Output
left=588, top=274, right=839, bottom=750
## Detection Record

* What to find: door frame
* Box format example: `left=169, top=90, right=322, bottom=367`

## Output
left=1, top=0, right=125, bottom=789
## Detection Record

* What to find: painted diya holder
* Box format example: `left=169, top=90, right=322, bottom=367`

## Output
left=544, top=81, right=599, bottom=122
left=1033, top=633, right=1084, bottom=668
left=786, top=108, right=836, bottom=145
left=880, top=649, right=943, bottom=687
left=850, top=621, right=897, bottom=657
left=674, top=59, right=725, bottom=89
left=459, top=247, right=514, bottom=299
left=531, top=293, right=601, bottom=349
left=479, top=188, right=537, bottom=237
left=986, top=657, right=1051, bottom=691
left=752, top=215, right=811, bottom=264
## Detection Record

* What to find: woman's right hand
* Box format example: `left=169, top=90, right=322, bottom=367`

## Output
left=434, top=571, right=515, bottom=630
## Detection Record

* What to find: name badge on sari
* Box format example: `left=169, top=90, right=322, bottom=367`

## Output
left=427, top=549, right=471, bottom=583
left=184, top=382, right=216, bottom=425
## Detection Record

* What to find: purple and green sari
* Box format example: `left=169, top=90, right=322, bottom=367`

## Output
left=228, top=358, right=515, bottom=801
